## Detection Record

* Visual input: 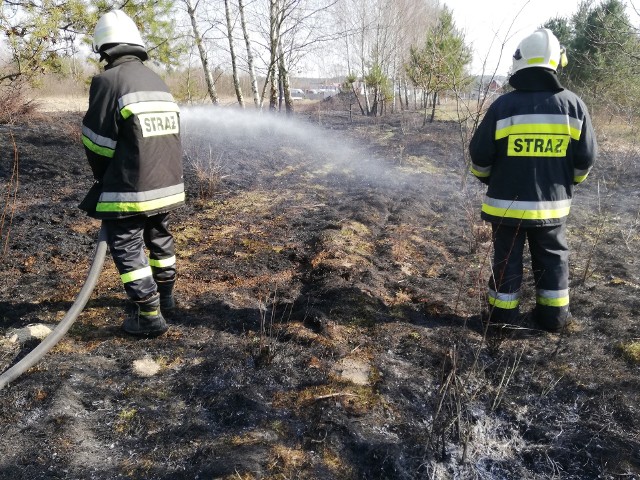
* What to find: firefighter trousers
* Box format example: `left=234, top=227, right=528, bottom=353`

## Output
left=488, top=223, right=570, bottom=329
left=103, top=213, right=177, bottom=302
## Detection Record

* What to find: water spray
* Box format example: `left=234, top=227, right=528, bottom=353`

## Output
left=0, top=224, right=107, bottom=390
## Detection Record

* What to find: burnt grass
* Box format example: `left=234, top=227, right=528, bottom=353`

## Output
left=0, top=101, right=639, bottom=479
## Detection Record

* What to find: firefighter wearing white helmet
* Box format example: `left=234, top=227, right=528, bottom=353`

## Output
left=469, top=28, right=597, bottom=332
left=80, top=10, right=184, bottom=336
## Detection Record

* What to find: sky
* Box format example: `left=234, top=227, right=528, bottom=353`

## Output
left=443, top=0, right=584, bottom=76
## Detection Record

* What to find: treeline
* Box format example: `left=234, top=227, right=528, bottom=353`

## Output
left=0, top=0, right=636, bottom=122
left=0, top=0, right=466, bottom=117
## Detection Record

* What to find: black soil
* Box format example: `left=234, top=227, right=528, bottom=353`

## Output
left=0, top=102, right=638, bottom=479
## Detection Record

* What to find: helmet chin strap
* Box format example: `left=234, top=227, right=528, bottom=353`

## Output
left=560, top=48, right=568, bottom=68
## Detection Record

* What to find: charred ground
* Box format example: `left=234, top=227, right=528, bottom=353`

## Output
left=0, top=102, right=638, bottom=479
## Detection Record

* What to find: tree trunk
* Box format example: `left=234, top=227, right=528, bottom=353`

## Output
left=224, top=0, right=244, bottom=107
left=278, top=40, right=293, bottom=115
left=392, top=77, right=397, bottom=113
left=363, top=80, right=372, bottom=116
left=404, top=81, right=409, bottom=111
left=238, top=0, right=260, bottom=109
left=268, top=0, right=280, bottom=111
left=185, top=0, right=218, bottom=105
left=351, top=83, right=365, bottom=116
left=430, top=91, right=437, bottom=123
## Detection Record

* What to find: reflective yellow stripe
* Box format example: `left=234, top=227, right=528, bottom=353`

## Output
left=574, top=174, right=588, bottom=183
left=507, top=134, right=570, bottom=157
left=526, top=57, right=558, bottom=68
left=121, top=266, right=152, bottom=284
left=149, top=256, right=176, bottom=268
left=482, top=204, right=571, bottom=220
left=471, top=168, right=490, bottom=178
left=471, top=163, right=491, bottom=177
left=488, top=290, right=520, bottom=309
left=536, top=296, right=570, bottom=307
left=574, top=168, right=590, bottom=183
left=488, top=296, right=519, bottom=309
left=96, top=192, right=185, bottom=213
left=140, top=309, right=159, bottom=316
left=82, top=135, right=115, bottom=158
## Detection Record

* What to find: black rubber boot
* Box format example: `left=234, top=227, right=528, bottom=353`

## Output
left=122, top=293, right=168, bottom=336
left=533, top=306, right=572, bottom=332
left=156, top=279, right=176, bottom=312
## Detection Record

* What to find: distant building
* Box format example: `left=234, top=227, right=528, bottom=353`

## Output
left=469, top=75, right=507, bottom=99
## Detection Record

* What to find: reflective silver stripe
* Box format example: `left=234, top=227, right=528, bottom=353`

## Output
left=118, top=91, right=176, bottom=109
left=484, top=196, right=572, bottom=211
left=121, top=101, right=180, bottom=119
left=496, top=114, right=583, bottom=132
left=99, top=184, right=185, bottom=202
left=488, top=289, right=520, bottom=301
left=537, top=289, right=569, bottom=299
left=82, top=125, right=117, bottom=149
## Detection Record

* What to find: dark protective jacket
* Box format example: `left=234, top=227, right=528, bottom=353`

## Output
left=469, top=68, right=597, bottom=227
left=80, top=52, right=184, bottom=219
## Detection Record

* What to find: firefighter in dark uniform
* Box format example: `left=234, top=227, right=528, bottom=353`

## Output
left=469, top=28, right=597, bottom=331
left=80, top=10, right=184, bottom=336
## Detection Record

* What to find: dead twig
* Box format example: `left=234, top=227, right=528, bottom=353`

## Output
left=313, top=392, right=360, bottom=401
left=0, top=130, right=19, bottom=259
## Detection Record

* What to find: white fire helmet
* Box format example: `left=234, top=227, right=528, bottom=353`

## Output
left=92, top=10, right=145, bottom=53
left=512, top=28, right=568, bottom=74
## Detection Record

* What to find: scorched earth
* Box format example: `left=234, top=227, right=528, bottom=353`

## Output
left=0, top=99, right=639, bottom=479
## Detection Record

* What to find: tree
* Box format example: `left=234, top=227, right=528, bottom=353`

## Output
left=364, top=62, right=391, bottom=116
left=224, top=0, right=244, bottom=107
left=545, top=0, right=640, bottom=113
left=0, top=0, right=180, bottom=86
left=238, top=0, right=261, bottom=108
left=333, top=0, right=439, bottom=117
left=406, top=7, right=471, bottom=124
left=263, top=0, right=337, bottom=114
left=183, top=0, right=219, bottom=104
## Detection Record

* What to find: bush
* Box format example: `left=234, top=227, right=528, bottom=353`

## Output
left=0, top=83, right=40, bottom=125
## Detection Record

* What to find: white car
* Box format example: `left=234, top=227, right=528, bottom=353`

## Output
left=290, top=88, right=306, bottom=100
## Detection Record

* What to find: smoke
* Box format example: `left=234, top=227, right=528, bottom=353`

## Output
left=180, top=106, right=410, bottom=190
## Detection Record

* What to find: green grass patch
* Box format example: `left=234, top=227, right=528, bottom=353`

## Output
left=618, top=342, right=640, bottom=363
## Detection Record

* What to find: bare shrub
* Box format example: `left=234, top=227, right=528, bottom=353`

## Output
left=183, top=144, right=225, bottom=199
left=0, top=83, right=40, bottom=125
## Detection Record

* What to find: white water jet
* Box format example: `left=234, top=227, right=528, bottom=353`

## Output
left=180, top=106, right=409, bottom=189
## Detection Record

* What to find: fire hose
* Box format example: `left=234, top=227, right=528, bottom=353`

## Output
left=0, top=224, right=107, bottom=390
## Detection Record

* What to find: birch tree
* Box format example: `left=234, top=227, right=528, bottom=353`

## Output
left=183, top=0, right=219, bottom=104
left=238, top=0, right=261, bottom=108
left=224, top=0, right=244, bottom=106
left=333, top=0, right=439, bottom=117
